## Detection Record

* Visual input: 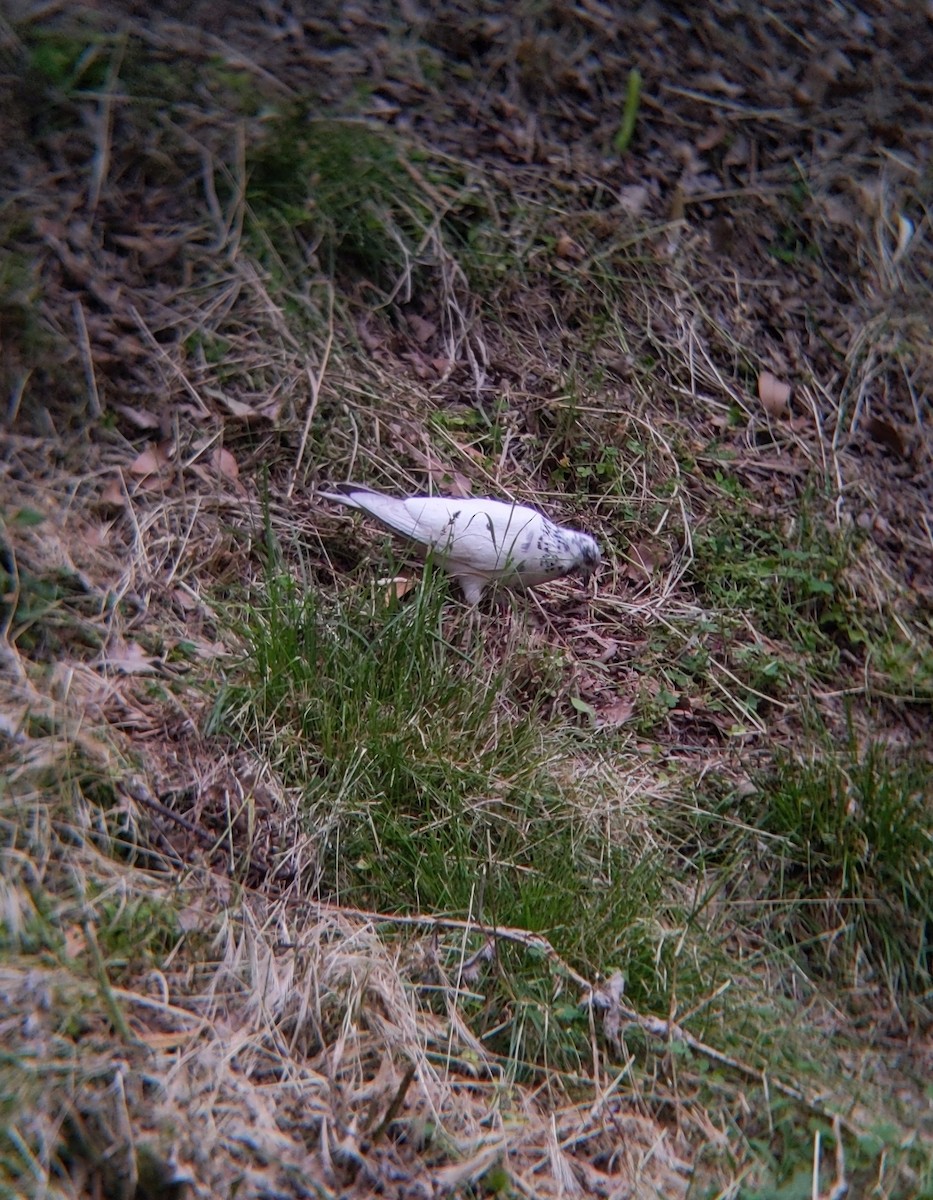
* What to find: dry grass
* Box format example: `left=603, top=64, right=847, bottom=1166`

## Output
left=1, top=2, right=931, bottom=1197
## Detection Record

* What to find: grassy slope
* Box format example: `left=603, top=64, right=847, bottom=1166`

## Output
left=1, top=4, right=931, bottom=1198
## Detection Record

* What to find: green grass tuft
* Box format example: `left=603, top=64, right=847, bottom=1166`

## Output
left=211, top=560, right=673, bottom=1065
left=246, top=115, right=431, bottom=286
left=758, top=743, right=932, bottom=1008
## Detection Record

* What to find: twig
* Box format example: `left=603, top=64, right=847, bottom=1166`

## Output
left=289, top=281, right=335, bottom=497
left=285, top=900, right=863, bottom=1138
left=88, top=34, right=126, bottom=213
left=73, top=298, right=102, bottom=418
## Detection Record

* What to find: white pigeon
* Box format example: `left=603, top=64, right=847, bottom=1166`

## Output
left=320, top=483, right=601, bottom=604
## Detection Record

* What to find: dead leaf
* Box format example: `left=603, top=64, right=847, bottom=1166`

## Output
left=819, top=194, right=855, bottom=226
left=722, top=134, right=750, bottom=169
left=100, top=476, right=126, bottom=506
left=100, top=640, right=158, bottom=674
left=403, top=350, right=441, bottom=380
left=383, top=575, right=420, bottom=604
left=596, top=697, right=634, bottom=728
left=617, top=184, right=649, bottom=216
left=82, top=523, right=111, bottom=548
left=212, top=447, right=240, bottom=482
left=892, top=213, right=914, bottom=264
left=110, top=231, right=182, bottom=268
left=63, top=925, right=86, bottom=959
left=408, top=314, right=436, bottom=344
left=177, top=906, right=205, bottom=933
left=709, top=215, right=734, bottom=256
left=437, top=470, right=473, bottom=498
left=593, top=636, right=619, bottom=664
left=866, top=416, right=906, bottom=458
left=129, top=442, right=171, bottom=477
left=191, top=639, right=228, bottom=659
left=357, top=320, right=385, bottom=354
left=695, top=124, right=727, bottom=152
left=172, top=587, right=199, bottom=612
left=215, top=392, right=259, bottom=420
left=554, top=232, right=584, bottom=261
left=587, top=970, right=626, bottom=1052
left=624, top=541, right=655, bottom=582
left=459, top=939, right=496, bottom=985
left=694, top=71, right=745, bottom=98
left=757, top=371, right=791, bottom=418
left=668, top=183, right=686, bottom=223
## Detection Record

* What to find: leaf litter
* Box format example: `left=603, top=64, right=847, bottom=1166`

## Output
left=0, top=1, right=931, bottom=1197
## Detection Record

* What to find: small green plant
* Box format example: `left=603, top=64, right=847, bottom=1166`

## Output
left=756, top=743, right=932, bottom=1010
left=25, top=29, right=111, bottom=93
left=211, top=559, right=672, bottom=1065
left=90, top=895, right=182, bottom=980
left=692, top=497, right=851, bottom=659
left=613, top=67, right=642, bottom=153
left=245, top=116, right=432, bottom=287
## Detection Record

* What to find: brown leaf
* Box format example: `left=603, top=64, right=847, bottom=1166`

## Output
left=63, top=925, right=86, bottom=959
left=695, top=124, right=727, bottom=152
left=668, top=183, right=686, bottom=223
left=217, top=393, right=259, bottom=420
left=459, top=939, right=496, bottom=985
left=694, top=71, right=745, bottom=98
left=442, top=471, right=473, bottom=498
left=100, top=476, right=126, bottom=507
left=866, top=416, right=906, bottom=458
left=110, top=231, right=182, bottom=268
left=101, top=640, right=158, bottom=674
left=177, top=906, right=205, bottom=933
left=357, top=319, right=385, bottom=354
left=625, top=541, right=655, bottom=581
left=82, top=523, right=110, bottom=548
left=596, top=697, right=635, bottom=728
left=403, top=350, right=438, bottom=380
left=129, top=443, right=170, bottom=477
left=212, top=447, right=240, bottom=482
left=757, top=371, right=791, bottom=417
left=722, top=134, right=750, bottom=169
left=617, top=184, right=649, bottom=217
left=172, top=587, right=199, bottom=612
left=554, top=232, right=584, bottom=261
left=408, top=314, right=437, bottom=344
left=384, top=575, right=420, bottom=604
left=191, top=639, right=228, bottom=659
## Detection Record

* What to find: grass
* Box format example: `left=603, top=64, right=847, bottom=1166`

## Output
left=758, top=744, right=932, bottom=1009
left=245, top=114, right=426, bottom=285
left=1, top=3, right=932, bottom=1197
left=210, top=555, right=680, bottom=1065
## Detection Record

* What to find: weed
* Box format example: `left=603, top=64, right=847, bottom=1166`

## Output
left=692, top=495, right=851, bottom=656
left=755, top=743, right=932, bottom=1011
left=245, top=115, right=431, bottom=287
left=211, top=561, right=670, bottom=1064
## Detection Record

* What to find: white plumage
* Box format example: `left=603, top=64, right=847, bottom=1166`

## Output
left=320, top=483, right=601, bottom=604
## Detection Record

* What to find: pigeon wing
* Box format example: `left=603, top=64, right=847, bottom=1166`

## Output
left=416, top=499, right=544, bottom=573
left=321, top=486, right=462, bottom=547
left=322, top=487, right=542, bottom=567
